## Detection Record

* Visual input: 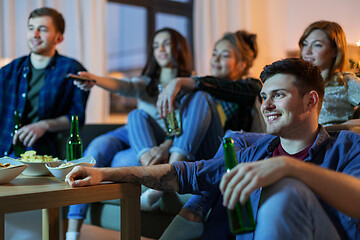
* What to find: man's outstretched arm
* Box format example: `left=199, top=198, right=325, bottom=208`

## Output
left=65, top=164, right=179, bottom=192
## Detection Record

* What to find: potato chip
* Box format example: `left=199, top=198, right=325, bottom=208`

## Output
left=0, top=163, right=11, bottom=168
left=19, top=150, right=58, bottom=162
left=57, top=162, right=75, bottom=168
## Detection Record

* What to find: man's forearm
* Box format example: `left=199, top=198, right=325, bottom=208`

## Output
left=39, top=115, right=70, bottom=132
left=102, top=164, right=179, bottom=192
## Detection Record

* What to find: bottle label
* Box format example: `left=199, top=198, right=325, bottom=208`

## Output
left=164, top=111, right=181, bottom=136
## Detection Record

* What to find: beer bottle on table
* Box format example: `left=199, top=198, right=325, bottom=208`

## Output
left=223, top=137, right=255, bottom=234
left=66, top=115, right=83, bottom=161
left=157, top=84, right=181, bottom=136
left=13, top=110, right=26, bottom=157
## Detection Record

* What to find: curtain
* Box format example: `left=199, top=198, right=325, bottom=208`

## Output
left=193, top=0, right=251, bottom=76
left=193, top=0, right=291, bottom=79
left=0, top=0, right=109, bottom=123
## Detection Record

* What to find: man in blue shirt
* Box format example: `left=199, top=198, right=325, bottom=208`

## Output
left=0, top=7, right=89, bottom=157
left=66, top=58, right=360, bottom=239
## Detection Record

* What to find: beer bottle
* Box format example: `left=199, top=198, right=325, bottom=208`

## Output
left=223, top=137, right=255, bottom=234
left=66, top=115, right=83, bottom=161
left=13, top=110, right=26, bottom=157
left=157, top=84, right=181, bottom=136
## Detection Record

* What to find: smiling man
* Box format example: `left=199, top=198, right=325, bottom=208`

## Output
left=0, top=7, right=89, bottom=157
left=66, top=58, right=360, bottom=239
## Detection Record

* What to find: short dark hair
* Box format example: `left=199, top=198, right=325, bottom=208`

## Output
left=28, top=7, right=65, bottom=34
left=260, top=58, right=325, bottom=109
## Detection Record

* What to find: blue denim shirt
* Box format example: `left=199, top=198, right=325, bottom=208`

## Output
left=173, top=126, right=360, bottom=239
left=0, top=51, right=89, bottom=157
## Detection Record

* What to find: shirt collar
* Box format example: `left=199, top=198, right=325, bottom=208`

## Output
left=24, top=50, right=59, bottom=70
left=265, top=124, right=330, bottom=158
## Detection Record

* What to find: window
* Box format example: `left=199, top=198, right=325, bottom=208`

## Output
left=106, top=0, right=193, bottom=115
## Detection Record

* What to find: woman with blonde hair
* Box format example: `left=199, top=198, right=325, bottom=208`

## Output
left=299, top=20, right=360, bottom=126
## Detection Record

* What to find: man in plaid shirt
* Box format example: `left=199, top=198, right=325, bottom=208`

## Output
left=0, top=7, right=89, bottom=157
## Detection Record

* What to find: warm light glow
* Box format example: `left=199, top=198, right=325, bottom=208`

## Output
left=357, top=40, right=360, bottom=47
left=0, top=58, right=11, bottom=68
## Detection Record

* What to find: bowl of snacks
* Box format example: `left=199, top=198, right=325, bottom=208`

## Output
left=46, top=156, right=96, bottom=180
left=18, top=150, right=61, bottom=176
left=0, top=157, right=28, bottom=184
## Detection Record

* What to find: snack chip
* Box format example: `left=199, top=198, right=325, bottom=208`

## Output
left=58, top=162, right=75, bottom=168
left=19, top=150, right=58, bottom=162
left=0, top=163, right=11, bottom=168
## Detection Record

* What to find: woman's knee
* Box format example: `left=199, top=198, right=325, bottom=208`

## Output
left=128, top=109, right=147, bottom=121
left=192, top=91, right=213, bottom=104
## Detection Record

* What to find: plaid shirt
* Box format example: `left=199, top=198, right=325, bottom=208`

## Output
left=194, top=76, right=262, bottom=131
left=0, top=51, right=89, bottom=156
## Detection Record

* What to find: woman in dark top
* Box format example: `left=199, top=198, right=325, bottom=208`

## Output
left=157, top=30, right=263, bottom=133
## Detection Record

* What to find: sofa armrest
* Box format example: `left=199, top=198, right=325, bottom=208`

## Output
left=325, top=124, right=360, bottom=135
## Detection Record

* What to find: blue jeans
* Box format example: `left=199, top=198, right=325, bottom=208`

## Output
left=252, top=178, right=340, bottom=240
left=81, top=125, right=137, bottom=167
left=128, top=91, right=224, bottom=161
left=202, top=178, right=341, bottom=240
left=201, top=178, right=341, bottom=240
left=68, top=91, right=224, bottom=220
left=67, top=125, right=141, bottom=220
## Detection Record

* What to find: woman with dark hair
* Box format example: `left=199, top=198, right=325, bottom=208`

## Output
left=299, top=20, right=360, bottom=126
left=65, top=28, right=224, bottom=240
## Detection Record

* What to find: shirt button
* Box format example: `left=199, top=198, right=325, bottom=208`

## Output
left=23, top=73, right=27, bottom=78
left=10, top=132, right=13, bottom=137
left=4, top=151, right=8, bottom=156
left=22, top=93, right=26, bottom=98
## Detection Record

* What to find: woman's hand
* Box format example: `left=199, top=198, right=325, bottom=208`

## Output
left=139, top=140, right=172, bottom=166
left=157, top=79, right=181, bottom=117
left=157, top=77, right=196, bottom=117
left=72, top=71, right=97, bottom=91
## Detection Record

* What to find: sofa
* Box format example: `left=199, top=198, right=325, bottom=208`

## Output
left=56, top=124, right=191, bottom=239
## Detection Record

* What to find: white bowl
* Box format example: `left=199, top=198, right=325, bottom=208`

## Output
left=46, top=156, right=96, bottom=180
left=19, top=159, right=62, bottom=176
left=0, top=157, right=28, bottom=184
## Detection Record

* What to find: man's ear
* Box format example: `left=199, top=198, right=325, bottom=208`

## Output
left=306, top=90, right=319, bottom=111
left=55, top=34, right=64, bottom=45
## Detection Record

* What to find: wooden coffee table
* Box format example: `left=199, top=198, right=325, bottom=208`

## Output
left=0, top=175, right=141, bottom=240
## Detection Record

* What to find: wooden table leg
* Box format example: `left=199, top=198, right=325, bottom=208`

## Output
left=42, top=208, right=60, bottom=240
left=0, top=213, right=4, bottom=240
left=121, top=196, right=140, bottom=240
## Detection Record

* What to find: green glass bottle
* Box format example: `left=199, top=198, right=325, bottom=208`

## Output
left=223, top=137, right=255, bottom=234
left=13, top=110, right=26, bottom=157
left=157, top=84, right=182, bottom=136
left=66, top=115, right=83, bottom=161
